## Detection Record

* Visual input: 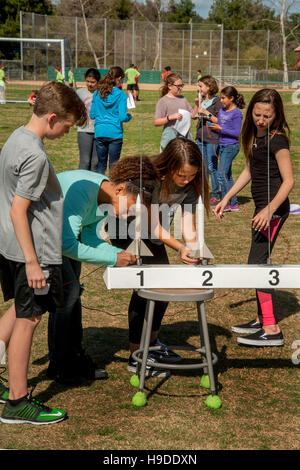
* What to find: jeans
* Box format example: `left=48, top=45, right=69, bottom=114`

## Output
left=48, top=256, right=83, bottom=363
left=197, top=140, right=220, bottom=199
left=95, top=137, right=123, bottom=175
left=77, top=132, right=98, bottom=172
left=217, top=143, right=239, bottom=206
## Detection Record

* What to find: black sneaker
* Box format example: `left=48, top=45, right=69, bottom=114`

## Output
left=237, top=328, right=284, bottom=347
left=0, top=389, right=67, bottom=425
left=127, top=355, right=170, bottom=378
left=0, top=369, right=9, bottom=404
left=231, top=319, right=262, bottom=334
left=149, top=339, right=182, bottom=363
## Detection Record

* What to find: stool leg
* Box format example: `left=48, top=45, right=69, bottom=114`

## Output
left=197, top=302, right=208, bottom=376
left=138, top=299, right=155, bottom=392
left=197, top=301, right=216, bottom=396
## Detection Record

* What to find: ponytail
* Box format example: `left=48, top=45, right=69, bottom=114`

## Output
left=221, top=86, right=246, bottom=109
left=97, top=66, right=124, bottom=99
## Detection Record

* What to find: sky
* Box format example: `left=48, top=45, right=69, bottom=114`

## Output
left=194, top=0, right=300, bottom=18
left=194, top=0, right=213, bottom=18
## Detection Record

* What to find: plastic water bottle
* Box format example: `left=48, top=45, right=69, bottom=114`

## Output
left=34, top=269, right=50, bottom=296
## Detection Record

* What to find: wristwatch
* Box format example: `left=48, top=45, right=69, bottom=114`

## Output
left=207, top=113, right=212, bottom=118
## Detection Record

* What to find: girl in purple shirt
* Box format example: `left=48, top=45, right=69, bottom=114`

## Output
left=210, top=86, right=245, bottom=211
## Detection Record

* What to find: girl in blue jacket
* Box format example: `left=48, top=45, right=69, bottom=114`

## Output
left=90, top=66, right=132, bottom=174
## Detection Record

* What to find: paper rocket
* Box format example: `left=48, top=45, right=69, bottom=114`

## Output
left=189, top=196, right=214, bottom=260
left=126, top=194, right=153, bottom=265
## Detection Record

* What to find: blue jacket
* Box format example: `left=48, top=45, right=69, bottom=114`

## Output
left=90, top=87, right=132, bottom=139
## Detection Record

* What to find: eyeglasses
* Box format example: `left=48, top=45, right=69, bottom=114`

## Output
left=172, top=83, right=184, bottom=89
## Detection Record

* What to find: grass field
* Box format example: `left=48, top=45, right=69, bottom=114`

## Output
left=0, top=87, right=299, bottom=451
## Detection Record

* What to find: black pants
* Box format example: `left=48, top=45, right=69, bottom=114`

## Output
left=248, top=213, right=288, bottom=326
left=114, top=237, right=169, bottom=344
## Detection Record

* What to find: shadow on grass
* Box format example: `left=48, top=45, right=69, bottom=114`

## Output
left=31, top=286, right=299, bottom=403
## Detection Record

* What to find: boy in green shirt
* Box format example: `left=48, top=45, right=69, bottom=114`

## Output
left=125, top=64, right=140, bottom=101
left=0, top=64, right=6, bottom=104
left=68, top=67, right=74, bottom=88
left=55, top=66, right=65, bottom=83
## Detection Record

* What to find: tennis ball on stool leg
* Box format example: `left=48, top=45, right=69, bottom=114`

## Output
left=200, top=375, right=210, bottom=389
left=205, top=394, right=222, bottom=409
left=130, top=374, right=140, bottom=388
left=132, top=391, right=147, bottom=407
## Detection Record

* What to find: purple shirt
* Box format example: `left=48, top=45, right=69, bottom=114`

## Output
left=218, top=107, right=242, bottom=146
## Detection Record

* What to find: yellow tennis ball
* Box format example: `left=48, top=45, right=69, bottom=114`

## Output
left=200, top=375, right=210, bottom=389
left=130, top=374, right=140, bottom=388
left=205, top=394, right=222, bottom=409
left=132, top=391, right=147, bottom=407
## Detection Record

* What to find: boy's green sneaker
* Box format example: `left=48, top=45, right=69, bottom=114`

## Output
left=0, top=389, right=67, bottom=425
left=0, top=369, right=9, bottom=404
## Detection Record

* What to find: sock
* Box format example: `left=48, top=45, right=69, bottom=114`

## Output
left=8, top=394, right=28, bottom=407
left=0, top=340, right=6, bottom=364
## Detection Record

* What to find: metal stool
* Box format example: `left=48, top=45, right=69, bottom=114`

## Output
left=130, top=288, right=221, bottom=409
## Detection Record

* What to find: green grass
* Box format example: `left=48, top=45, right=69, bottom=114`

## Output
left=0, top=89, right=299, bottom=450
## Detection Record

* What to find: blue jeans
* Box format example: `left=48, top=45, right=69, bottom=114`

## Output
left=48, top=257, right=83, bottom=363
left=95, top=137, right=123, bottom=175
left=197, top=140, right=220, bottom=199
left=217, top=143, right=239, bottom=206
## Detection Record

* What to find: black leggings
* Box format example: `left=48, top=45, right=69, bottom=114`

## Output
left=114, top=237, right=169, bottom=344
left=248, top=213, right=288, bottom=326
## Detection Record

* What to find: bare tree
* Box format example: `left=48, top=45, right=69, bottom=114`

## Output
left=265, top=0, right=300, bottom=83
left=57, top=0, right=115, bottom=68
left=78, top=0, right=100, bottom=68
left=134, top=0, right=167, bottom=69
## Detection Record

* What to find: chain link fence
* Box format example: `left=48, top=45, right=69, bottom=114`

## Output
left=1, top=11, right=299, bottom=85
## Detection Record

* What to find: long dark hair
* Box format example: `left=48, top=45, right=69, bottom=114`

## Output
left=241, top=88, right=290, bottom=160
left=221, top=86, right=245, bottom=109
left=97, top=66, right=124, bottom=99
left=152, top=138, right=209, bottom=213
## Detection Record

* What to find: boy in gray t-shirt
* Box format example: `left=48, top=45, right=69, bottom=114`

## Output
left=0, top=81, right=87, bottom=425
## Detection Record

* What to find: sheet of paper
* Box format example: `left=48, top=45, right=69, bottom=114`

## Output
left=127, top=92, right=136, bottom=109
left=173, top=108, right=191, bottom=136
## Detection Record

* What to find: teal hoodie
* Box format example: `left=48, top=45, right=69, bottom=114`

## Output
left=90, top=87, right=132, bottom=139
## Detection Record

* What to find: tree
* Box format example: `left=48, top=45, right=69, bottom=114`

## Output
left=133, top=0, right=168, bottom=69
left=56, top=0, right=120, bottom=68
left=264, top=0, right=300, bottom=82
left=114, top=0, right=132, bottom=19
left=167, top=0, right=202, bottom=23
left=208, top=0, right=276, bottom=31
left=0, top=0, right=53, bottom=37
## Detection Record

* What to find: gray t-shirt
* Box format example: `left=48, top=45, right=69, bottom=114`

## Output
left=155, top=95, right=193, bottom=128
left=150, top=180, right=198, bottom=244
left=76, top=87, right=94, bottom=133
left=0, top=126, right=63, bottom=265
